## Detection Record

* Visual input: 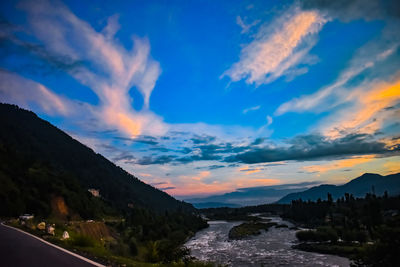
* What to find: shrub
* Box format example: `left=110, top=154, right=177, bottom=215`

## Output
left=72, top=234, right=96, bottom=247
left=296, top=227, right=338, bottom=242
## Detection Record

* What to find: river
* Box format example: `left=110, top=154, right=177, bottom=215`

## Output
left=185, top=216, right=350, bottom=267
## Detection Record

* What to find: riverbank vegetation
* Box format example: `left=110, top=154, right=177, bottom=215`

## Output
left=284, top=193, right=400, bottom=266
left=200, top=192, right=400, bottom=266
left=228, top=221, right=277, bottom=239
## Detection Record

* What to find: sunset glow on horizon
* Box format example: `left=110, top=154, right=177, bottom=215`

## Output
left=1, top=0, right=399, bottom=198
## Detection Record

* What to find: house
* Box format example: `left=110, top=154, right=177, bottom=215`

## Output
left=19, top=214, right=34, bottom=220
left=88, top=188, right=100, bottom=197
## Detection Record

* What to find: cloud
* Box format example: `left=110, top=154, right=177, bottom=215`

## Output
left=159, top=186, right=176, bottom=191
left=302, top=154, right=376, bottom=173
left=190, top=134, right=216, bottom=144
left=251, top=137, right=265, bottom=145
left=114, top=135, right=158, bottom=145
left=320, top=77, right=400, bottom=138
left=238, top=166, right=265, bottom=174
left=236, top=16, right=260, bottom=34
left=384, top=161, right=400, bottom=174
left=135, top=155, right=176, bottom=165
left=207, top=165, right=226, bottom=170
left=300, top=0, right=400, bottom=21
left=274, top=13, right=400, bottom=141
left=225, top=133, right=396, bottom=164
left=222, top=7, right=326, bottom=85
left=275, top=38, right=399, bottom=116
left=0, top=70, right=77, bottom=116
left=3, top=0, right=167, bottom=137
left=242, top=105, right=261, bottom=114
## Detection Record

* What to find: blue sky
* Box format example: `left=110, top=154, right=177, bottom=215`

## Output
left=1, top=0, right=399, bottom=198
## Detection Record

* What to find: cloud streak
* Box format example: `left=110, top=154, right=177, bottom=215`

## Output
left=225, top=133, right=397, bottom=164
left=223, top=7, right=326, bottom=85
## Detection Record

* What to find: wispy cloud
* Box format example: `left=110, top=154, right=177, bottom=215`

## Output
left=275, top=40, right=399, bottom=116
left=302, top=154, right=376, bottom=173
left=242, top=105, right=261, bottom=114
left=0, top=70, right=78, bottom=116
left=275, top=0, right=400, bottom=142
left=222, top=7, right=326, bottom=85
left=3, top=0, right=167, bottom=137
left=236, top=16, right=260, bottom=34
left=320, top=77, right=400, bottom=138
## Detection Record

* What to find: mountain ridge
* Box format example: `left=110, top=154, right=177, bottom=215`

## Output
left=278, top=172, right=400, bottom=203
left=0, top=103, right=194, bottom=217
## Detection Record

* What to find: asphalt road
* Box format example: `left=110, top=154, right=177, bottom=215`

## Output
left=0, top=223, right=103, bottom=267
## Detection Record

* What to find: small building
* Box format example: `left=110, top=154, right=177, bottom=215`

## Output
left=37, top=222, right=46, bottom=230
left=19, top=214, right=34, bottom=221
left=46, top=224, right=55, bottom=235
left=88, top=188, right=100, bottom=197
left=62, top=231, right=70, bottom=240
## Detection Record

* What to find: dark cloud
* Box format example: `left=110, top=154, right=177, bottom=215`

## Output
left=191, top=134, right=216, bottom=144
left=114, top=135, right=158, bottom=145
left=0, top=20, right=84, bottom=75
left=195, top=164, right=226, bottom=170
left=135, top=155, right=176, bottom=165
left=300, top=0, right=400, bottom=21
left=159, top=187, right=176, bottom=190
left=98, top=144, right=123, bottom=153
left=177, top=147, right=192, bottom=154
left=239, top=167, right=266, bottom=172
left=150, top=182, right=167, bottom=186
left=225, top=133, right=398, bottom=164
left=150, top=147, right=171, bottom=152
left=251, top=137, right=265, bottom=145
left=112, top=153, right=135, bottom=162
left=208, top=165, right=226, bottom=170
left=88, top=129, right=118, bottom=135
left=169, top=131, right=190, bottom=136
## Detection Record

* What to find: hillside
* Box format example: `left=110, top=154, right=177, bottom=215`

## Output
left=0, top=103, right=194, bottom=218
left=278, top=173, right=400, bottom=204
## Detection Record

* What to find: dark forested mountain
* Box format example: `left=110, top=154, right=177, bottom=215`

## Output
left=0, top=103, right=194, bottom=217
left=278, top=173, right=400, bottom=204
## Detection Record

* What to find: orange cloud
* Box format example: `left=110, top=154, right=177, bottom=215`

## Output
left=383, top=161, right=400, bottom=174
left=324, top=79, right=400, bottom=138
left=239, top=166, right=263, bottom=174
left=223, top=8, right=326, bottom=85
left=303, top=154, right=376, bottom=173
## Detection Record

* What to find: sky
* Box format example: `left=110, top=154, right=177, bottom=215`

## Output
left=0, top=0, right=399, bottom=199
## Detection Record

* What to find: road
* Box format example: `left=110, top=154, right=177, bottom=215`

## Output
left=0, top=223, right=104, bottom=267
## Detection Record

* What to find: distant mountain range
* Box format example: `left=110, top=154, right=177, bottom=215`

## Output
left=186, top=181, right=322, bottom=208
left=277, top=172, right=400, bottom=203
left=187, top=173, right=400, bottom=208
left=0, top=104, right=193, bottom=218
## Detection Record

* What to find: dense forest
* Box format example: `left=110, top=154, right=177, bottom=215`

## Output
left=286, top=193, right=400, bottom=266
left=0, top=104, right=193, bottom=215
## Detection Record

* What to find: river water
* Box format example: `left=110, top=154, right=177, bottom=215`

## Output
left=185, top=216, right=350, bottom=267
